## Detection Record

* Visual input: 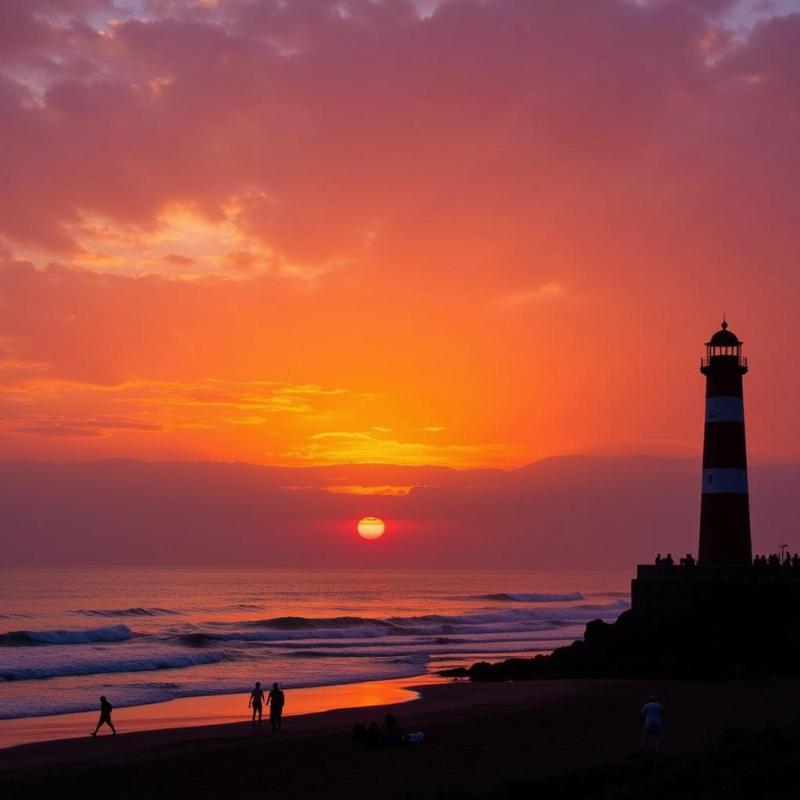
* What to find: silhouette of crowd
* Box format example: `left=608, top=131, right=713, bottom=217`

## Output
left=753, top=551, right=800, bottom=572
left=653, top=553, right=695, bottom=567
left=651, top=550, right=800, bottom=572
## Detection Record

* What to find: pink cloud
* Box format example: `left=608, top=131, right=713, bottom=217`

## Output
left=0, top=1, right=799, bottom=465
left=0, top=0, right=794, bottom=269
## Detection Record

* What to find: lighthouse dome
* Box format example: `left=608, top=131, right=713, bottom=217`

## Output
left=708, top=320, right=740, bottom=347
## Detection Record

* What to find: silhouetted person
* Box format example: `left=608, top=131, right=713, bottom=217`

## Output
left=352, top=722, right=370, bottom=747
left=684, top=553, right=695, bottom=567
left=268, top=682, right=285, bottom=731
left=663, top=553, right=674, bottom=566
left=640, top=695, right=664, bottom=753
left=382, top=713, right=403, bottom=744
left=249, top=681, right=265, bottom=722
left=367, top=721, right=381, bottom=745
left=91, top=696, right=115, bottom=737
left=655, top=553, right=663, bottom=565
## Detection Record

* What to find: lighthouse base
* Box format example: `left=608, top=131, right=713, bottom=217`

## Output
left=631, top=564, right=800, bottom=621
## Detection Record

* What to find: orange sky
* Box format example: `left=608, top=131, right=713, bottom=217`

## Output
left=1, top=0, right=799, bottom=471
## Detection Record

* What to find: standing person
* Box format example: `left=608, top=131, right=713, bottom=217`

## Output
left=640, top=695, right=664, bottom=753
left=249, top=681, right=265, bottom=722
left=91, top=696, right=116, bottom=737
left=268, top=682, right=285, bottom=731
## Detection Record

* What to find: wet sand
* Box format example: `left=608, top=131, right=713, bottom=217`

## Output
left=2, top=677, right=800, bottom=799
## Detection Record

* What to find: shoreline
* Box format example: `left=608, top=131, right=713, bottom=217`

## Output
left=0, top=673, right=440, bottom=750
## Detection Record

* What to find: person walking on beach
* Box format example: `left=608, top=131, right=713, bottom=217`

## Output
left=91, top=696, right=116, bottom=737
left=249, top=681, right=265, bottom=722
left=640, top=695, right=664, bottom=753
left=268, top=682, right=285, bottom=731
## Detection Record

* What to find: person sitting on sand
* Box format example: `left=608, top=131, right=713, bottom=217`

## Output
left=367, top=721, right=382, bottom=745
left=382, top=713, right=404, bottom=744
left=91, top=696, right=116, bottom=737
left=640, top=695, right=664, bottom=753
left=268, top=682, right=285, bottom=731
left=352, top=722, right=370, bottom=747
left=249, top=681, right=265, bottom=722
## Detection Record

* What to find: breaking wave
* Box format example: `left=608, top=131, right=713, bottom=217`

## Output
left=175, top=601, right=629, bottom=647
left=0, top=651, right=226, bottom=681
left=246, top=615, right=391, bottom=630
left=477, top=592, right=585, bottom=602
left=74, top=607, right=180, bottom=618
left=0, top=624, right=134, bottom=646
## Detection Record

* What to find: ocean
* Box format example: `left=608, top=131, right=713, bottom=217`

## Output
left=0, top=568, right=630, bottom=720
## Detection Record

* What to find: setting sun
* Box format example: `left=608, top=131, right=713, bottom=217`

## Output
left=357, top=517, right=385, bottom=541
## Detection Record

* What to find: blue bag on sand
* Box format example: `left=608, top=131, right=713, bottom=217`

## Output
left=408, top=732, right=424, bottom=743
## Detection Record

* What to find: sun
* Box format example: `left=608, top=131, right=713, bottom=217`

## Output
left=357, top=516, right=385, bottom=540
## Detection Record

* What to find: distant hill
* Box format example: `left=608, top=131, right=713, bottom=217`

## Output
left=0, top=457, right=797, bottom=568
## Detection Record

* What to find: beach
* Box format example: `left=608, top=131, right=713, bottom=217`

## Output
left=4, top=677, right=800, bottom=799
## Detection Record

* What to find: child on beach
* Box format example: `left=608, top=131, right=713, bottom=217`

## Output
left=91, top=696, right=116, bottom=737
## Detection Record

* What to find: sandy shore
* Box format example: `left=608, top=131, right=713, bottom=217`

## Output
left=3, top=677, right=800, bottom=798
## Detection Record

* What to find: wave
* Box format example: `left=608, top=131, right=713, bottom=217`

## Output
left=178, top=601, right=629, bottom=646
left=477, top=592, right=584, bottom=602
left=245, top=604, right=624, bottom=631
left=0, top=624, right=134, bottom=646
left=0, top=650, right=226, bottom=681
left=246, top=615, right=393, bottom=630
left=286, top=645, right=551, bottom=659
left=74, top=607, right=179, bottom=618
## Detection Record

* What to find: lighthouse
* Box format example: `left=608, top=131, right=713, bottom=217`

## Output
left=698, top=320, right=752, bottom=565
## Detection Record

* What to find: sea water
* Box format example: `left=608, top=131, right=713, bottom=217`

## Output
left=0, top=568, right=630, bottom=720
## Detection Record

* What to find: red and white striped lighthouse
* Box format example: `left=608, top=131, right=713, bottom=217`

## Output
left=698, top=320, right=752, bottom=565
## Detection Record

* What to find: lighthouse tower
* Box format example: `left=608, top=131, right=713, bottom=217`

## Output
left=698, top=320, right=752, bottom=565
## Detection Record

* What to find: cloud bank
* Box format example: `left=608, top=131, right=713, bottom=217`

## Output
left=0, top=0, right=798, bottom=466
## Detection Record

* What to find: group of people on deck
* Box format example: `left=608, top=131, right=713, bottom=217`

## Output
left=753, top=552, right=800, bottom=570
left=653, top=553, right=695, bottom=566
left=655, top=551, right=800, bottom=570
left=249, top=681, right=286, bottom=731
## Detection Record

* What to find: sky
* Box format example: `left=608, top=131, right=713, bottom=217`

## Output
left=4, top=458, right=799, bottom=566
left=1, top=0, right=800, bottom=476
